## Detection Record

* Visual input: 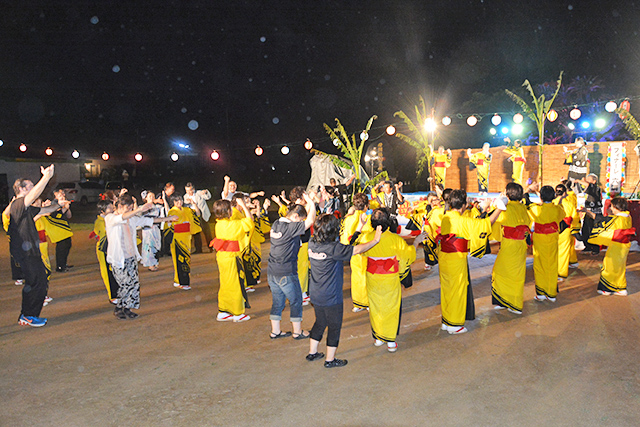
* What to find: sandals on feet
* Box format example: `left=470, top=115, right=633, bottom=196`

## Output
left=292, top=331, right=310, bottom=340
left=270, top=331, right=292, bottom=339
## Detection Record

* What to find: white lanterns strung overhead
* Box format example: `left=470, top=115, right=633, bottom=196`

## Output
left=466, top=115, right=478, bottom=127
left=281, top=146, right=290, bottom=155
left=491, top=114, right=502, bottom=126
left=570, top=108, right=582, bottom=120
left=441, top=116, right=452, bottom=126
left=513, top=113, right=524, bottom=124
left=605, top=101, right=617, bottom=113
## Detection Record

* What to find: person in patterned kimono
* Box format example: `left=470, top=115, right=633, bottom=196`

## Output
left=92, top=200, right=120, bottom=304
left=467, top=143, right=492, bottom=193
left=168, top=194, right=201, bottom=291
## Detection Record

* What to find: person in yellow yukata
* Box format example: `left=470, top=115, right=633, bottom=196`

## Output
left=585, top=197, right=636, bottom=296
left=438, top=190, right=503, bottom=334
left=527, top=184, right=566, bottom=302
left=490, top=183, right=530, bottom=314
left=241, top=197, right=272, bottom=292
left=211, top=197, right=254, bottom=322
left=168, top=194, right=201, bottom=291
left=467, top=143, right=493, bottom=193
left=339, top=193, right=373, bottom=312
left=554, top=183, right=580, bottom=279
left=360, top=208, right=426, bottom=352
left=32, top=198, right=55, bottom=307
left=421, top=191, right=447, bottom=270
left=560, top=180, right=580, bottom=268
left=92, top=200, right=120, bottom=304
left=430, top=146, right=452, bottom=188
left=48, top=189, right=74, bottom=272
left=503, top=138, right=526, bottom=185
left=271, top=191, right=290, bottom=218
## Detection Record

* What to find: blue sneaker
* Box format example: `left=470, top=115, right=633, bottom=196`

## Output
left=18, top=314, right=47, bottom=327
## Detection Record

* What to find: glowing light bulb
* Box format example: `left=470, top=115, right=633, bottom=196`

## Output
left=45, top=147, right=53, bottom=156
left=71, top=150, right=80, bottom=159
left=281, top=146, right=290, bottom=155
left=570, top=108, right=582, bottom=120
left=386, top=125, right=396, bottom=135
left=211, top=150, right=220, bottom=160
left=547, top=109, right=558, bottom=122
left=605, top=101, right=617, bottom=113
left=134, top=153, right=143, bottom=162
left=19, top=143, right=27, bottom=152
left=467, top=116, right=478, bottom=127
left=255, top=146, right=263, bottom=156
left=170, top=152, right=179, bottom=161
left=102, top=152, right=109, bottom=161
left=513, top=113, right=524, bottom=124
left=441, top=116, right=452, bottom=126
left=304, top=139, right=313, bottom=150
left=491, top=114, right=502, bottom=126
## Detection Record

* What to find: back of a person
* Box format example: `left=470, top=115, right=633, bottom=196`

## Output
left=268, top=217, right=303, bottom=275
left=308, top=240, right=348, bottom=307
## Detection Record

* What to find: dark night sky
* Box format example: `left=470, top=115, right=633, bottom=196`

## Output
left=1, top=1, right=639, bottom=184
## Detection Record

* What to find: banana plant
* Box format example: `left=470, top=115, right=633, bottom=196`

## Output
left=505, top=71, right=563, bottom=183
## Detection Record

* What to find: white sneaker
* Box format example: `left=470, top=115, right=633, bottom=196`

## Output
left=43, top=296, right=53, bottom=307
left=568, top=262, right=578, bottom=269
left=302, top=295, right=310, bottom=306
left=597, top=290, right=612, bottom=296
left=547, top=296, right=556, bottom=302
left=173, top=282, right=180, bottom=288
left=216, top=312, right=233, bottom=322
left=534, top=295, right=547, bottom=302
left=441, top=323, right=448, bottom=331
left=614, top=290, right=628, bottom=296
left=178, top=285, right=191, bottom=290
left=494, top=305, right=506, bottom=310
left=352, top=306, right=365, bottom=313
left=447, top=326, right=467, bottom=335
left=233, top=314, right=250, bottom=323
left=387, top=342, right=398, bottom=352
left=15, top=279, right=24, bottom=286
left=507, top=308, right=522, bottom=315
left=374, top=339, right=384, bottom=347
left=424, top=264, right=432, bottom=271
left=245, top=286, right=255, bottom=293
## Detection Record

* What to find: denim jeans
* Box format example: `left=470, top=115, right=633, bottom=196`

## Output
left=268, top=274, right=303, bottom=322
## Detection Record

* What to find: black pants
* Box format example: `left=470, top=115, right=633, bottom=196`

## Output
left=193, top=216, right=213, bottom=252
left=310, top=303, right=343, bottom=347
left=19, top=255, right=49, bottom=317
left=581, top=213, right=603, bottom=253
left=56, top=237, right=72, bottom=269
left=11, top=256, right=23, bottom=280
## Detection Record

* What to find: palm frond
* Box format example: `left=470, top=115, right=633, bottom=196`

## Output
left=310, top=149, right=353, bottom=169
left=394, top=132, right=423, bottom=151
left=505, top=89, right=536, bottom=121
left=616, top=108, right=640, bottom=140
left=393, top=110, right=420, bottom=135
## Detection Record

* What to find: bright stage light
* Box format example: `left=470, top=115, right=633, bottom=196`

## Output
left=255, top=146, right=263, bottom=156
left=71, top=150, right=80, bottom=159
left=45, top=147, right=53, bottom=156
left=567, top=123, right=575, bottom=130
left=466, top=116, right=478, bottom=127
left=134, top=153, right=143, bottom=162
left=489, top=128, right=497, bottom=135
left=570, top=108, right=582, bottom=120
left=441, top=116, right=452, bottom=126
left=360, top=131, right=369, bottom=141
left=605, top=101, right=617, bottom=113
left=19, top=143, right=27, bottom=152
left=501, top=127, right=509, bottom=135
left=512, top=124, right=524, bottom=135
left=281, top=146, right=289, bottom=155
left=547, top=109, right=558, bottom=122
left=170, top=152, right=179, bottom=161
left=581, top=121, right=590, bottom=129
left=304, top=139, right=313, bottom=150
left=424, top=118, right=437, bottom=133
left=386, top=125, right=396, bottom=135
left=491, top=114, right=501, bottom=126
left=102, top=152, right=109, bottom=161
left=211, top=150, right=220, bottom=160
left=513, top=113, right=524, bottom=124
left=595, top=118, right=606, bottom=129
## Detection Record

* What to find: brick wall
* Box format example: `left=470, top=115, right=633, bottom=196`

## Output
left=442, top=141, right=639, bottom=193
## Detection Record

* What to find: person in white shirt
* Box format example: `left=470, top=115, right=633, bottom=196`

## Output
left=184, top=182, right=213, bottom=253
left=105, top=193, right=176, bottom=320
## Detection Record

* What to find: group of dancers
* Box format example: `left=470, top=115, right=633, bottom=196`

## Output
left=4, top=159, right=636, bottom=368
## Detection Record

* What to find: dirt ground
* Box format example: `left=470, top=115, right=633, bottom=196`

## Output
left=1, top=221, right=640, bottom=427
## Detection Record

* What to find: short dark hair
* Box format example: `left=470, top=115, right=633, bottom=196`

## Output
left=611, top=197, right=628, bottom=212
left=164, top=182, right=175, bottom=190
left=448, top=189, right=467, bottom=210
left=97, top=199, right=113, bottom=214
left=312, top=214, right=340, bottom=243
left=12, top=179, right=31, bottom=196
left=540, top=185, right=555, bottom=203
left=352, top=193, right=369, bottom=211
left=117, top=193, right=135, bottom=207
left=505, top=182, right=524, bottom=201
left=289, top=186, right=306, bottom=203
left=212, top=199, right=232, bottom=219
left=370, top=208, right=391, bottom=232
left=555, top=184, right=567, bottom=197
left=169, top=194, right=183, bottom=206
left=287, top=203, right=307, bottom=219
left=185, top=182, right=194, bottom=189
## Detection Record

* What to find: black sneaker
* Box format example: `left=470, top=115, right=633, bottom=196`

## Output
left=114, top=308, right=127, bottom=320
left=123, top=308, right=139, bottom=319
left=324, top=358, right=348, bottom=368
left=306, top=352, right=325, bottom=361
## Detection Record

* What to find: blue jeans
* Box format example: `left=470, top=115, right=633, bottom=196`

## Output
left=268, top=274, right=303, bottom=322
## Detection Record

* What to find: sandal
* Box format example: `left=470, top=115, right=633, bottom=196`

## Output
left=270, top=331, right=292, bottom=339
left=292, top=331, right=310, bottom=340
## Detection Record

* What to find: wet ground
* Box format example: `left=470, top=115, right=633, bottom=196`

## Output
left=1, top=224, right=639, bottom=426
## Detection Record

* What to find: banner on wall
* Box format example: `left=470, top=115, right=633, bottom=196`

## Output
left=606, top=142, right=626, bottom=196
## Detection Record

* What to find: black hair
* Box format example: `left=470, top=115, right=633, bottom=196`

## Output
left=311, top=214, right=340, bottom=243
left=117, top=193, right=135, bottom=207
left=370, top=208, right=391, bottom=232
left=169, top=194, right=183, bottom=206
left=555, top=183, right=567, bottom=197
left=97, top=199, right=113, bottom=214
left=540, top=185, right=555, bottom=203
left=289, top=186, right=306, bottom=203
left=448, top=189, right=467, bottom=210
left=352, top=193, right=369, bottom=211
left=611, top=197, right=628, bottom=212
left=287, top=203, right=307, bottom=219
left=212, top=199, right=232, bottom=219
left=505, top=182, right=524, bottom=201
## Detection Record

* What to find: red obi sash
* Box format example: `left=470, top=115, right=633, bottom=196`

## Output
left=439, top=234, right=469, bottom=253
left=514, top=157, right=525, bottom=163
left=613, top=228, right=636, bottom=243
left=502, top=225, right=529, bottom=240
left=174, top=222, right=191, bottom=233
left=476, top=159, right=484, bottom=166
left=563, top=217, right=572, bottom=227
left=366, top=257, right=399, bottom=274
left=38, top=230, right=47, bottom=243
left=534, top=222, right=558, bottom=234
left=434, top=162, right=446, bottom=168
left=212, top=238, right=240, bottom=252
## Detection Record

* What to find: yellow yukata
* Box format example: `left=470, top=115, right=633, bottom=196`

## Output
left=469, top=152, right=492, bottom=192
left=214, top=216, right=254, bottom=315
left=362, top=230, right=416, bottom=342
left=528, top=202, right=565, bottom=298
left=168, top=206, right=198, bottom=286
left=35, top=217, right=51, bottom=280
left=438, top=211, right=491, bottom=327
left=423, top=206, right=444, bottom=266
left=298, top=236, right=310, bottom=294
left=43, top=213, right=73, bottom=243
left=369, top=189, right=382, bottom=210
left=491, top=201, right=530, bottom=312
left=589, top=213, right=635, bottom=293
left=244, top=212, right=270, bottom=286
left=503, top=146, right=526, bottom=185
left=277, top=204, right=288, bottom=218
left=340, top=210, right=373, bottom=309
left=555, top=195, right=580, bottom=278
left=566, top=191, right=579, bottom=264
left=93, top=215, right=119, bottom=301
left=432, top=152, right=452, bottom=187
